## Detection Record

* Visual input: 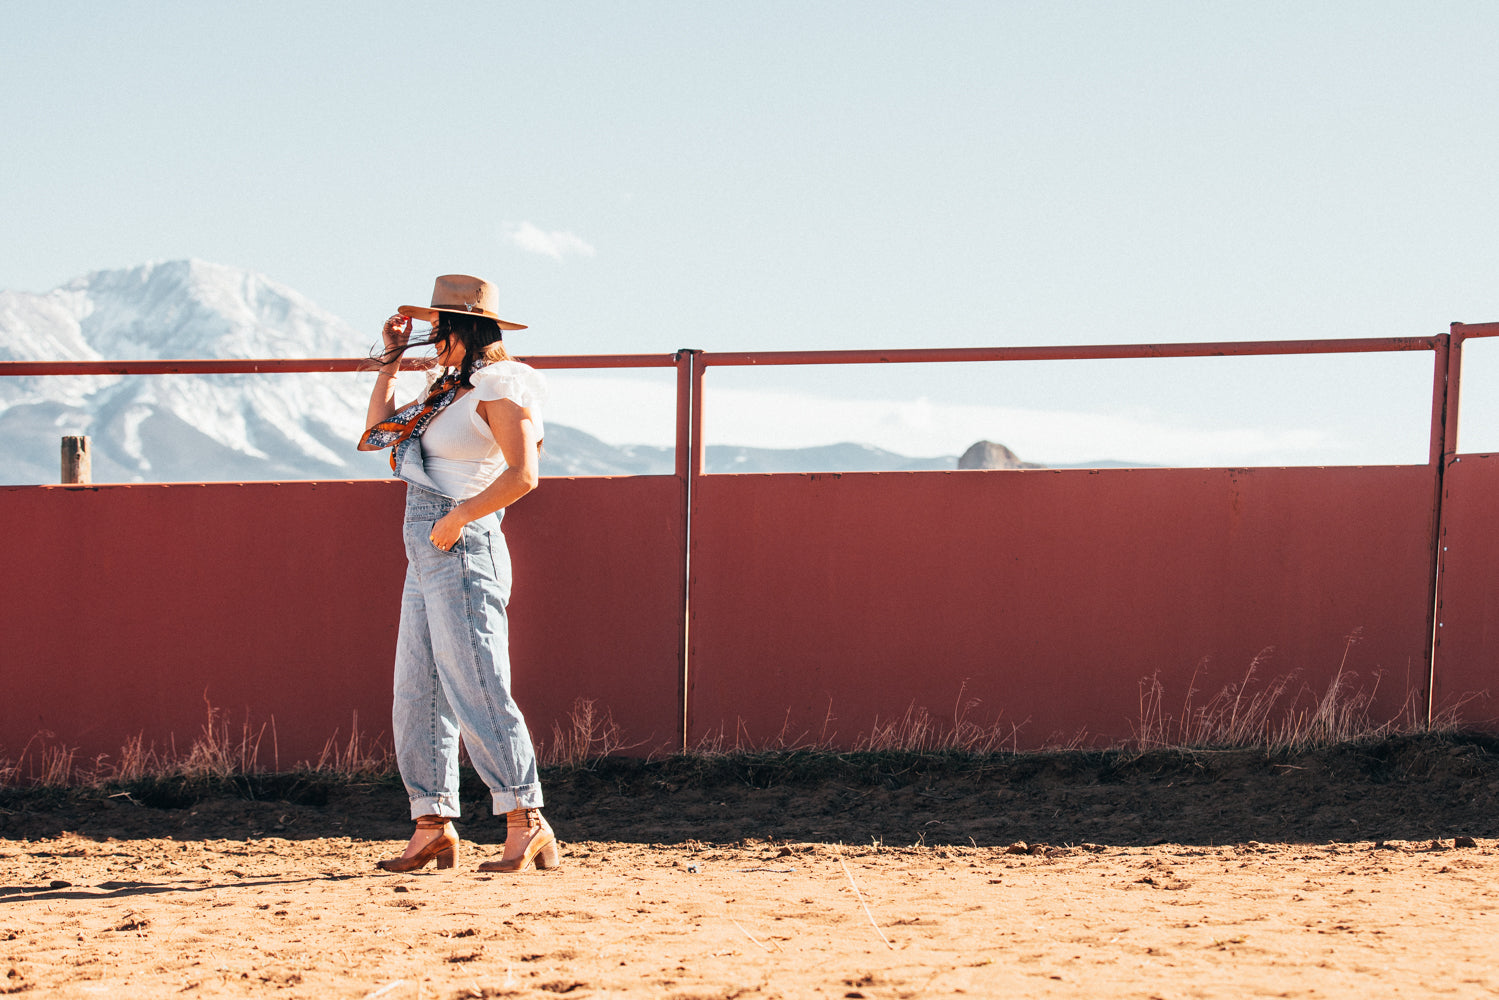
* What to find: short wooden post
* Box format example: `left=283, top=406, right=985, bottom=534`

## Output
left=61, top=435, right=91, bottom=484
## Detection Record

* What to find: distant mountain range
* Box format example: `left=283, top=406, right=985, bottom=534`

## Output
left=0, top=261, right=1133, bottom=484
left=541, top=424, right=961, bottom=476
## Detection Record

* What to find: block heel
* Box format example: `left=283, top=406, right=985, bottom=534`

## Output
left=376, top=816, right=461, bottom=873
left=478, top=808, right=561, bottom=873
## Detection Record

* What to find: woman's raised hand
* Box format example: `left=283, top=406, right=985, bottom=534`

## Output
left=363, top=314, right=413, bottom=438
left=382, top=314, right=413, bottom=352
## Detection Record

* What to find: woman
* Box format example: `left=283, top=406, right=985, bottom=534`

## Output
left=358, top=274, right=559, bottom=874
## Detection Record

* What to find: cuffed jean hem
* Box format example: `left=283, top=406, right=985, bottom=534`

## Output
left=408, top=795, right=462, bottom=821
left=491, top=783, right=545, bottom=814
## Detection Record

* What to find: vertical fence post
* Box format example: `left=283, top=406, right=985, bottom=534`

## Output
left=61, top=435, right=91, bottom=484
left=689, top=352, right=707, bottom=481
left=1443, top=327, right=1466, bottom=465
left=1427, top=327, right=1466, bottom=726
left=674, top=350, right=695, bottom=484
left=674, top=350, right=698, bottom=751
left=682, top=351, right=709, bottom=750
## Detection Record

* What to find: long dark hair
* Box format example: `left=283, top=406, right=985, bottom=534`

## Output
left=373, top=312, right=511, bottom=389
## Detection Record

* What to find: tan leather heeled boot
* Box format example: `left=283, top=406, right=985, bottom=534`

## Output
left=376, top=815, right=459, bottom=872
left=478, top=808, right=560, bottom=872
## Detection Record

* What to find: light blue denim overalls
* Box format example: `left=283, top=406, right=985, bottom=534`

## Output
left=390, top=433, right=543, bottom=819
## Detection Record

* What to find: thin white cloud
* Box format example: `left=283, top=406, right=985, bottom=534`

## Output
left=505, top=221, right=596, bottom=260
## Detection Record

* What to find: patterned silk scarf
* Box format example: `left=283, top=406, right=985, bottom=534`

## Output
left=359, top=362, right=489, bottom=471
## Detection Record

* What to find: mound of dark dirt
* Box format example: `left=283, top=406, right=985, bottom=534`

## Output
left=4, top=733, right=1497, bottom=847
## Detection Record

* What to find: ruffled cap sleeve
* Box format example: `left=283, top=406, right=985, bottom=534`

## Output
left=469, top=361, right=547, bottom=441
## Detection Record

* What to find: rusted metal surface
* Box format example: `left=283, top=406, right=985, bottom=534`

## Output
left=673, top=351, right=694, bottom=482
left=686, top=467, right=1436, bottom=750
left=0, top=354, right=680, bottom=377
left=673, top=351, right=697, bottom=746
left=1425, top=325, right=1499, bottom=728
left=0, top=478, right=685, bottom=765
left=1431, top=453, right=1499, bottom=728
left=1, top=340, right=1440, bottom=378
left=1451, top=322, right=1499, bottom=341
left=1444, top=330, right=1466, bottom=462
left=0, top=359, right=382, bottom=375
left=689, top=352, right=707, bottom=480
left=1421, top=335, right=1455, bottom=722
left=1429, top=336, right=1452, bottom=468
left=699, top=336, right=1441, bottom=369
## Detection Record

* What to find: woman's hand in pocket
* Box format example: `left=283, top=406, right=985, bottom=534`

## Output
left=429, top=510, right=467, bottom=552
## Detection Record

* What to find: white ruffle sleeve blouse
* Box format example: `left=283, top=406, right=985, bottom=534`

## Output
left=419, top=361, right=547, bottom=499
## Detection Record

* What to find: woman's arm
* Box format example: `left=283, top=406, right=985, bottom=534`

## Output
left=427, top=396, right=542, bottom=549
left=358, top=315, right=411, bottom=450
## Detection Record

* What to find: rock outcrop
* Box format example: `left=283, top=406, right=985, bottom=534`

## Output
left=957, top=440, right=1043, bottom=470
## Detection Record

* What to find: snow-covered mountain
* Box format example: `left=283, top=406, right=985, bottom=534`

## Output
left=0, top=261, right=979, bottom=484
left=0, top=260, right=395, bottom=483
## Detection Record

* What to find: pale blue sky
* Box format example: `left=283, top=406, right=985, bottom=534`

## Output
left=4, top=2, right=1499, bottom=462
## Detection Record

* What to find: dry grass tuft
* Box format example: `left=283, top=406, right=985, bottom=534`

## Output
left=540, top=697, right=638, bottom=768
left=1133, top=632, right=1437, bottom=752
left=688, top=684, right=1022, bottom=757
left=853, top=684, right=1023, bottom=755
left=312, top=712, right=393, bottom=777
left=0, top=703, right=398, bottom=791
left=176, top=702, right=272, bottom=779
left=0, top=695, right=642, bottom=789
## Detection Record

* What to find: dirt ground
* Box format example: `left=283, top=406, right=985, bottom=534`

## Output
left=4, top=735, right=1499, bottom=999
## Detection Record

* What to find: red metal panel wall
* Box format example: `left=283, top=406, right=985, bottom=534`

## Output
left=0, top=478, right=684, bottom=768
left=687, top=467, right=1437, bottom=749
left=505, top=476, right=686, bottom=756
left=1432, top=454, right=1499, bottom=726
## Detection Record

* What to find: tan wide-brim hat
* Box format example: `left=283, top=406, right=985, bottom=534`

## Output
left=397, top=274, right=527, bottom=330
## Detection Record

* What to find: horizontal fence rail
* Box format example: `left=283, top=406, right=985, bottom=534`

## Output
left=5, top=328, right=1499, bottom=776
left=697, top=335, right=1444, bottom=368
left=0, top=353, right=684, bottom=376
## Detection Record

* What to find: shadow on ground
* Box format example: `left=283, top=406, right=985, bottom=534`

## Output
left=4, top=733, right=1498, bottom=848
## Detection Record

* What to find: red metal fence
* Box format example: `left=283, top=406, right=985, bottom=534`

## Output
left=0, top=477, right=686, bottom=766
left=4, top=324, right=1499, bottom=769
left=686, top=465, right=1438, bottom=748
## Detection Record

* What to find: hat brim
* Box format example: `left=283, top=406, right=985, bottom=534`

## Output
left=398, top=304, right=527, bottom=331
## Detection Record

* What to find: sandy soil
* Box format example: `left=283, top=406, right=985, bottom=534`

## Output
left=4, top=737, right=1499, bottom=998
left=4, top=835, right=1498, bottom=999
